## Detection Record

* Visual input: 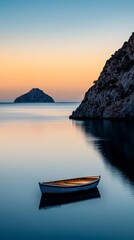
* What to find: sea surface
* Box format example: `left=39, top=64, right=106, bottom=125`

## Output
left=0, top=103, right=134, bottom=240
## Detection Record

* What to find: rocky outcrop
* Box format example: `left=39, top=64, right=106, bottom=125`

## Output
left=14, top=88, right=55, bottom=103
left=70, top=33, right=134, bottom=119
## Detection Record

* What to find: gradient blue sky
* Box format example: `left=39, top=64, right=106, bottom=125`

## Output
left=0, top=0, right=134, bottom=101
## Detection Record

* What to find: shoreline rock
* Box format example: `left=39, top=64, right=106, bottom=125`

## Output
left=14, top=88, right=55, bottom=103
left=70, top=33, right=134, bottom=120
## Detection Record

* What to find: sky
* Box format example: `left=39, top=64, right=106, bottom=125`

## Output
left=0, top=0, right=134, bottom=102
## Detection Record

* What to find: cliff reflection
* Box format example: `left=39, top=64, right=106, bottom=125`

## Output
left=75, top=120, right=134, bottom=184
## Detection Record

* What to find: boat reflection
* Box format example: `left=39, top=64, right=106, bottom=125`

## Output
left=75, top=120, right=134, bottom=185
left=39, top=187, right=100, bottom=209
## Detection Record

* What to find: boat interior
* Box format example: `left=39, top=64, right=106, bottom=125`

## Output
left=43, top=176, right=100, bottom=186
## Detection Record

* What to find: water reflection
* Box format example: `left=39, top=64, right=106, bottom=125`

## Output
left=75, top=120, right=134, bottom=185
left=39, top=187, right=100, bottom=209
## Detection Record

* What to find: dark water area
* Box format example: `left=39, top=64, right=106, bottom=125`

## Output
left=0, top=103, right=134, bottom=240
left=75, top=120, right=134, bottom=185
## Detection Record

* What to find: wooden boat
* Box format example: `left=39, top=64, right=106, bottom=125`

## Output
left=39, top=176, right=101, bottom=194
left=39, top=187, right=101, bottom=209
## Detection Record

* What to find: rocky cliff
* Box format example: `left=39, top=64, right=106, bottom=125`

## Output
left=14, top=88, right=55, bottom=103
left=70, top=33, right=134, bottom=119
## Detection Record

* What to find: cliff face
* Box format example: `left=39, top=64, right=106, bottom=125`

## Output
left=14, top=88, right=55, bottom=103
left=70, top=33, right=134, bottom=119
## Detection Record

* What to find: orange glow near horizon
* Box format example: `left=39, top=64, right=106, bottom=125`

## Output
left=0, top=40, right=108, bottom=102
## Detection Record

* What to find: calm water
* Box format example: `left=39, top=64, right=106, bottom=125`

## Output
left=0, top=103, right=134, bottom=240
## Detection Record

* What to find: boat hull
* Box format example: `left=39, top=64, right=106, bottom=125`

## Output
left=39, top=177, right=100, bottom=194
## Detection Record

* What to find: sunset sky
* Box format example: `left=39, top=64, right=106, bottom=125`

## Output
left=0, top=0, right=134, bottom=102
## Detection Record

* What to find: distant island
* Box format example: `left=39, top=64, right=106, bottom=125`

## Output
left=70, top=33, right=134, bottom=119
left=14, top=88, right=55, bottom=103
